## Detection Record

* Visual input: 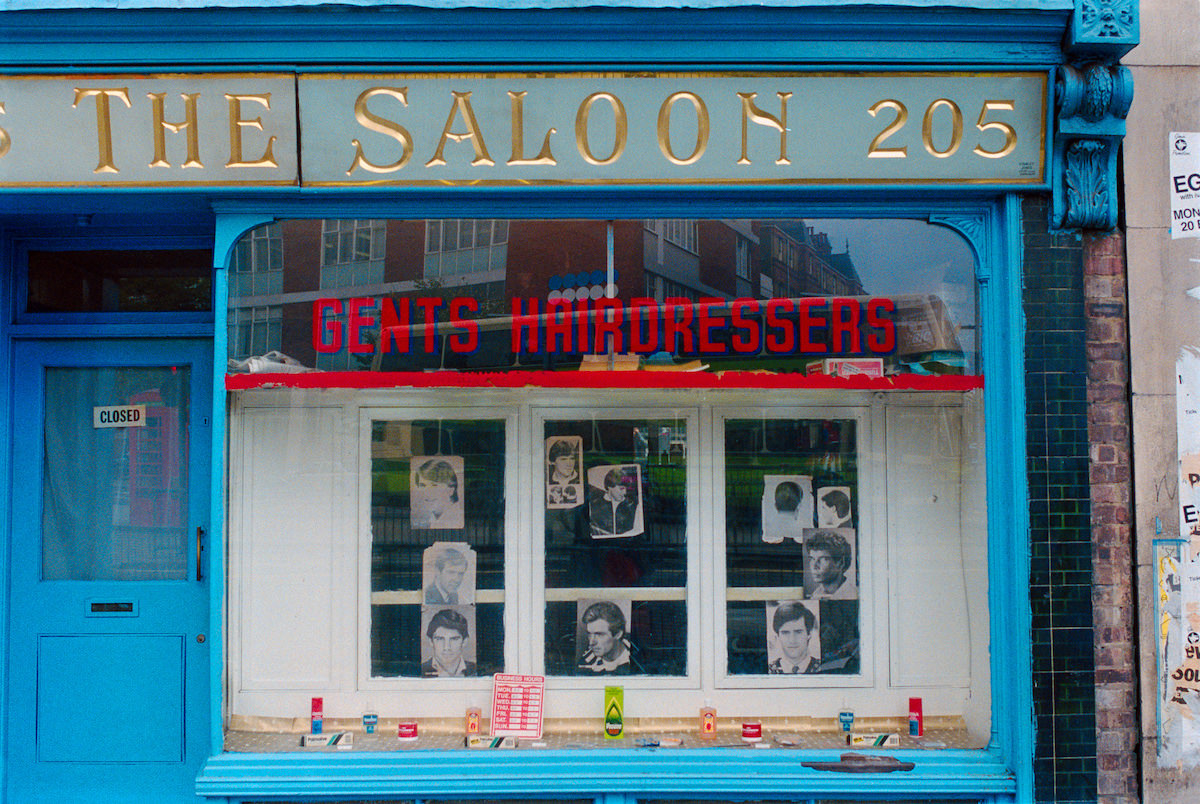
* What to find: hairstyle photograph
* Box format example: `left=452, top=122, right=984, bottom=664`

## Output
left=410, top=455, right=466, bottom=530
left=760, top=474, right=814, bottom=544
left=816, top=486, right=853, bottom=528
left=765, top=599, right=821, bottom=674
left=575, top=598, right=633, bottom=674
left=419, top=604, right=478, bottom=678
left=422, top=541, right=477, bottom=605
left=802, top=527, right=858, bottom=600
left=586, top=463, right=644, bottom=539
left=545, top=435, right=584, bottom=510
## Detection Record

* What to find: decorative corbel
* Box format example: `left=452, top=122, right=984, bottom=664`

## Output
left=1052, top=62, right=1133, bottom=231
left=1051, top=1, right=1139, bottom=232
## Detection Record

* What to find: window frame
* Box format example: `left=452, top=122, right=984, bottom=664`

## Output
left=11, top=234, right=215, bottom=329
left=206, top=196, right=1031, bottom=800
left=532, top=404, right=702, bottom=690
left=356, top=404, right=519, bottom=696
left=225, top=382, right=988, bottom=730
left=713, top=402, right=876, bottom=691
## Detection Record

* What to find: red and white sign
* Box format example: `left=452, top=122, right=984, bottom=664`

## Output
left=490, top=674, right=545, bottom=739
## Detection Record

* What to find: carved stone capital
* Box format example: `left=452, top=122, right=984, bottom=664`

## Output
left=1068, top=0, right=1139, bottom=60
left=1057, top=62, right=1134, bottom=133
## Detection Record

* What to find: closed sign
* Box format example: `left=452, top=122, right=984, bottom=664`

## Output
left=93, top=405, right=146, bottom=428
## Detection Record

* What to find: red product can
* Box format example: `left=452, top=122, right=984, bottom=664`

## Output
left=310, top=697, right=323, bottom=735
left=741, top=722, right=762, bottom=742
left=908, top=697, right=924, bottom=737
left=397, top=721, right=419, bottom=741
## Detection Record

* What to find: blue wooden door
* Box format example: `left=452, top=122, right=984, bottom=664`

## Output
left=7, top=339, right=211, bottom=803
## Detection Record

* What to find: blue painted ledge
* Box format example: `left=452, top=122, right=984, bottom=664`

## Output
left=196, top=747, right=1017, bottom=799
left=0, top=1, right=1074, bottom=11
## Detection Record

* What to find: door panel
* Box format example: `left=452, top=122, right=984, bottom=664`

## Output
left=7, top=339, right=210, bottom=803
left=37, top=634, right=184, bottom=763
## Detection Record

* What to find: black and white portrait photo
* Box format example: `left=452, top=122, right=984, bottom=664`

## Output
left=802, top=528, right=858, bottom=600
left=587, top=464, right=644, bottom=538
left=816, top=599, right=860, bottom=674
left=576, top=598, right=633, bottom=675
left=410, top=455, right=465, bottom=529
left=816, top=486, right=853, bottom=528
left=420, top=605, right=477, bottom=677
left=761, top=475, right=814, bottom=544
left=766, top=600, right=821, bottom=674
left=546, top=435, right=584, bottom=509
left=422, top=542, right=476, bottom=605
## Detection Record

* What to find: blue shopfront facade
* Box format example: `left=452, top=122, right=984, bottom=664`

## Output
left=0, top=2, right=1136, bottom=803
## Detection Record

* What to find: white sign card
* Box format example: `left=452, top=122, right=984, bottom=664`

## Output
left=92, top=404, right=146, bottom=428
left=1178, top=348, right=1200, bottom=553
left=1170, top=132, right=1200, bottom=239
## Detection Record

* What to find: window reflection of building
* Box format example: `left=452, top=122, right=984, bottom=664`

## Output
left=228, top=222, right=285, bottom=361
left=226, top=218, right=977, bottom=374
left=645, top=272, right=704, bottom=303
left=644, top=219, right=698, bottom=254
left=735, top=238, right=752, bottom=297
left=753, top=221, right=864, bottom=299
left=642, top=219, right=753, bottom=302
left=231, top=223, right=283, bottom=297
left=425, top=219, right=509, bottom=280
left=228, top=306, right=282, bottom=361
left=121, top=386, right=187, bottom=578
left=322, top=219, right=386, bottom=288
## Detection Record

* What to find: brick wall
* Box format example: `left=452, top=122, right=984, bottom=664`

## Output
left=1083, top=229, right=1138, bottom=804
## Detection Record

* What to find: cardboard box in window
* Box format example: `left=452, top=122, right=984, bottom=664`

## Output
left=892, top=294, right=962, bottom=357
left=578, top=353, right=642, bottom=371
left=807, top=358, right=885, bottom=378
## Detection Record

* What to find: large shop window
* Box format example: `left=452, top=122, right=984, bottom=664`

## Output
left=225, top=218, right=989, bottom=751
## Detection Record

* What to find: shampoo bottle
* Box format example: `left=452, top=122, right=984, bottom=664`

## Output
left=699, top=699, right=717, bottom=740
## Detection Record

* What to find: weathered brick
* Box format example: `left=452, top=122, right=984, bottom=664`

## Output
left=1086, top=274, right=1114, bottom=298
left=1088, top=342, right=1127, bottom=361
left=1091, top=463, right=1131, bottom=484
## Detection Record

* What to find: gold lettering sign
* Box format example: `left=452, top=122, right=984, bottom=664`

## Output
left=149, top=92, right=203, bottom=169
left=507, top=91, right=557, bottom=167
left=867, top=99, right=908, bottom=159
left=0, top=72, right=1045, bottom=188
left=225, top=93, right=278, bottom=169
left=0, top=102, right=10, bottom=160
left=973, top=100, right=1018, bottom=159
left=737, top=91, right=791, bottom=166
left=426, top=91, right=494, bottom=168
left=575, top=92, right=627, bottom=167
left=0, top=75, right=297, bottom=187
left=74, top=87, right=132, bottom=174
left=922, top=99, right=964, bottom=158
left=347, top=87, right=414, bottom=175
left=657, top=91, right=709, bottom=166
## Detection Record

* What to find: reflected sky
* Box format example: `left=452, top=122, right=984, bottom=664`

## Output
left=813, top=218, right=977, bottom=358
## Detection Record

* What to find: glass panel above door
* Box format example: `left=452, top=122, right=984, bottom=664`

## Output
left=26, top=249, right=212, bottom=314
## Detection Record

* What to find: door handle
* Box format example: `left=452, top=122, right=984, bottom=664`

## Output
left=196, top=526, right=205, bottom=582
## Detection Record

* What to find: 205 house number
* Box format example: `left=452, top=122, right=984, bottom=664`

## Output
left=867, top=98, right=1018, bottom=159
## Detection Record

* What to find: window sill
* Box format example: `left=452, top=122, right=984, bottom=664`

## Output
left=225, top=369, right=983, bottom=393
left=196, top=744, right=1015, bottom=800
